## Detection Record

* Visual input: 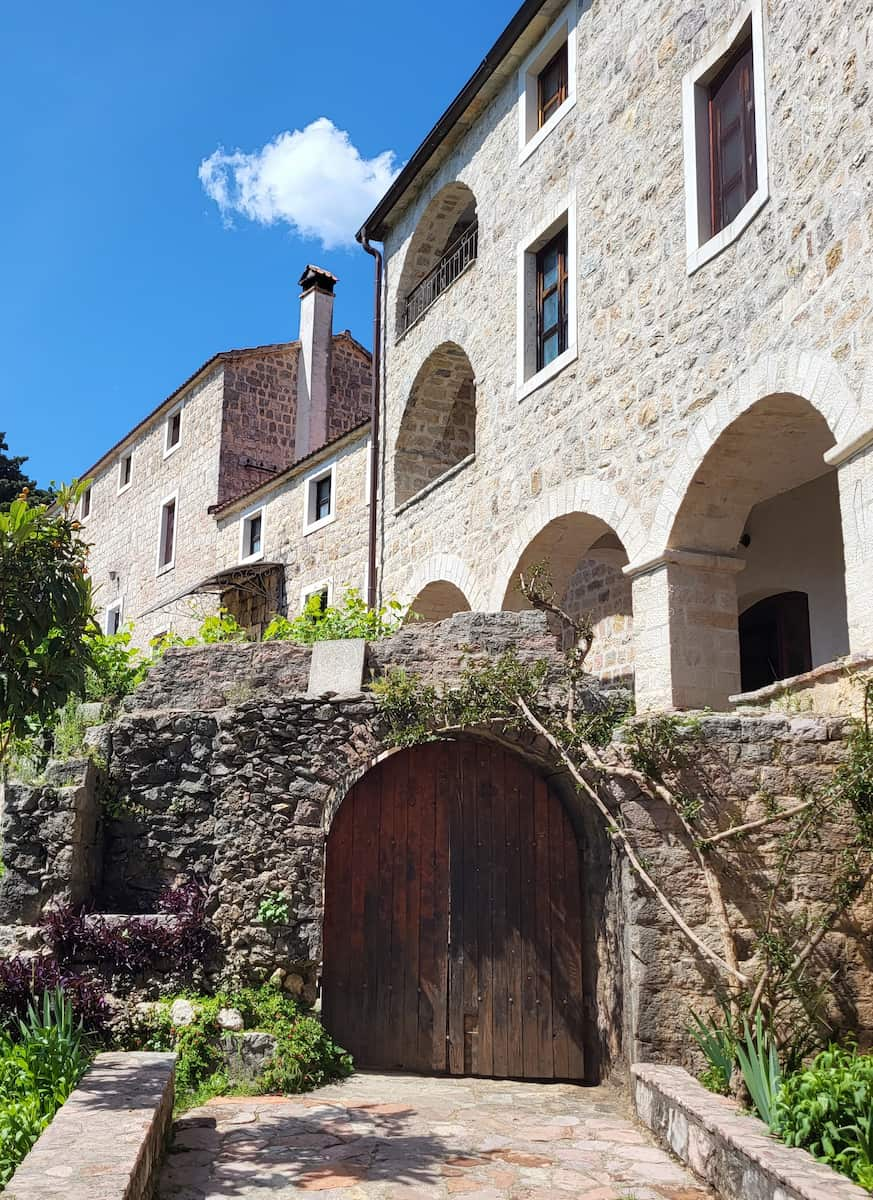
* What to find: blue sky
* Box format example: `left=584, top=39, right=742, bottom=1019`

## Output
left=0, top=0, right=512, bottom=487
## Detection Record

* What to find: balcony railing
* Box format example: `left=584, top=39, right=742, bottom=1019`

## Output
left=399, top=221, right=479, bottom=335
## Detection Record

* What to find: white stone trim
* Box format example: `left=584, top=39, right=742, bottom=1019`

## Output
left=624, top=548, right=746, bottom=579
left=238, top=503, right=266, bottom=565
left=824, top=423, right=873, bottom=468
left=300, top=577, right=332, bottom=611
left=104, top=598, right=124, bottom=635
left=302, top=460, right=337, bottom=535
left=117, top=453, right=133, bottom=496
left=516, top=193, right=577, bottom=400
left=517, top=3, right=577, bottom=166
left=393, top=453, right=475, bottom=516
left=163, top=402, right=183, bottom=460
left=682, top=0, right=769, bottom=274
left=155, top=490, right=178, bottom=576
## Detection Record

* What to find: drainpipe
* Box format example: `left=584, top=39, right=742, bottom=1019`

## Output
left=359, top=227, right=382, bottom=611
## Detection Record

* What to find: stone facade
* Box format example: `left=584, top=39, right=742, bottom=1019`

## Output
left=371, top=0, right=873, bottom=710
left=2, top=615, right=870, bottom=1077
left=79, top=288, right=370, bottom=649
left=213, top=426, right=371, bottom=635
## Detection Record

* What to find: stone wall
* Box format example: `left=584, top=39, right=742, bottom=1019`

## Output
left=219, top=346, right=300, bottom=506
left=327, top=334, right=373, bottom=442
left=214, top=429, right=371, bottom=617
left=375, top=0, right=873, bottom=711
left=1, top=614, right=870, bottom=1078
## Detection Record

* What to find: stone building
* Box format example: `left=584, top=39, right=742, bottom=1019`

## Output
left=360, top=0, right=873, bottom=711
left=77, top=267, right=372, bottom=647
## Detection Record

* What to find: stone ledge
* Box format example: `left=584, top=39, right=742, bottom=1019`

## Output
left=632, top=1062, right=869, bottom=1200
left=730, top=654, right=873, bottom=712
left=6, top=1051, right=176, bottom=1200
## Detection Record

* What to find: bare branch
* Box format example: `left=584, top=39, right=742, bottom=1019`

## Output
left=701, top=800, right=816, bottom=848
left=516, top=696, right=751, bottom=986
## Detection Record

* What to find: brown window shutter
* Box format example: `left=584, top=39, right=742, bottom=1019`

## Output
left=708, top=41, right=757, bottom=237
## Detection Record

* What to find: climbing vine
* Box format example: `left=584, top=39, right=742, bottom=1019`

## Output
left=373, top=564, right=873, bottom=1081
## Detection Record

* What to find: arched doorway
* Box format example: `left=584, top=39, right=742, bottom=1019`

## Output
left=322, top=740, right=585, bottom=1080
left=739, top=591, right=812, bottom=692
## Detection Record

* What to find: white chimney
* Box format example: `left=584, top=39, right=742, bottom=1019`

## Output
left=295, top=265, right=337, bottom=457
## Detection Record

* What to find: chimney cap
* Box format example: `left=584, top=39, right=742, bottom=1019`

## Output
left=298, top=265, right=338, bottom=296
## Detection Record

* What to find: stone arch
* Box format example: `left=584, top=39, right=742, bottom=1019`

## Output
left=394, top=342, right=476, bottom=507
left=490, top=480, right=645, bottom=687
left=647, top=351, right=863, bottom=559
left=394, top=181, right=478, bottom=335
left=400, top=552, right=483, bottom=613
left=487, top=479, right=647, bottom=611
left=409, top=581, right=471, bottom=623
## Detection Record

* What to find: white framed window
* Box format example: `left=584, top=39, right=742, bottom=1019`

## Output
left=516, top=195, right=577, bottom=400
left=239, top=505, right=265, bottom=564
left=117, top=452, right=132, bottom=494
left=303, top=461, right=337, bottom=534
left=156, top=492, right=178, bottom=574
left=105, top=600, right=123, bottom=636
left=518, top=4, right=577, bottom=164
left=164, top=404, right=182, bottom=459
left=300, top=578, right=332, bottom=612
left=80, top=486, right=92, bottom=520
left=682, top=0, right=769, bottom=274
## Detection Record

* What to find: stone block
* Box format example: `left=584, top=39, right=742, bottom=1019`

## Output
left=4, top=1051, right=175, bottom=1199
left=307, top=638, right=366, bottom=696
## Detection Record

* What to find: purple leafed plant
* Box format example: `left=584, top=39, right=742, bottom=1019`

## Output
left=41, top=879, right=216, bottom=976
left=0, top=955, right=109, bottom=1032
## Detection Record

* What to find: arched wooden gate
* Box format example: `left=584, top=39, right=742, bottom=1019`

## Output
left=322, top=740, right=585, bottom=1079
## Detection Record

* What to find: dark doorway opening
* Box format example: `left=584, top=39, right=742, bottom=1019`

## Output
left=739, top=591, right=812, bottom=692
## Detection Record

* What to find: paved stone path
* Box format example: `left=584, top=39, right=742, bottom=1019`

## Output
left=158, top=1073, right=715, bottom=1200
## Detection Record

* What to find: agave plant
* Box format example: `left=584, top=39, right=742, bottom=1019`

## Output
left=736, top=1010, right=782, bottom=1129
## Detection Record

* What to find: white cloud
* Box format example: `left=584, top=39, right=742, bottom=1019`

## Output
left=198, top=118, right=400, bottom=250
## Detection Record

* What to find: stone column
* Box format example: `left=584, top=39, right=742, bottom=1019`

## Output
left=830, top=433, right=873, bottom=656
left=628, top=550, right=745, bottom=712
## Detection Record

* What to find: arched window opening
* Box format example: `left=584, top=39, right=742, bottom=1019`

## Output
left=396, top=184, right=478, bottom=336
left=408, top=580, right=471, bottom=623
left=394, top=343, right=476, bottom=508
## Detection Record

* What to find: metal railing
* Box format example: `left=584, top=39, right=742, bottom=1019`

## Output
left=399, top=222, right=479, bottom=335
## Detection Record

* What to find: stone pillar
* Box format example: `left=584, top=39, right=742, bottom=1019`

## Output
left=831, top=433, right=873, bottom=656
left=628, top=550, right=745, bottom=711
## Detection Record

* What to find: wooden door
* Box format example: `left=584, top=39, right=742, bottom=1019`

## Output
left=322, top=740, right=584, bottom=1079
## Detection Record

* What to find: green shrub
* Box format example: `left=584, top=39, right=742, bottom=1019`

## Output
left=776, top=1044, right=873, bottom=1191
left=0, top=989, right=91, bottom=1187
left=115, top=984, right=352, bottom=1112
left=689, top=1005, right=737, bottom=1096
left=263, top=588, right=407, bottom=645
left=84, top=625, right=149, bottom=702
left=736, top=1011, right=782, bottom=1129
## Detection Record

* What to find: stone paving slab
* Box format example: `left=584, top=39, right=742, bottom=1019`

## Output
left=157, top=1072, right=716, bottom=1199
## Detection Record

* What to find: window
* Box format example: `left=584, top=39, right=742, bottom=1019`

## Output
left=105, top=601, right=123, bottom=636
left=239, top=506, right=265, bottom=563
left=164, top=406, right=182, bottom=457
left=682, top=1, right=768, bottom=273
left=157, top=494, right=177, bottom=572
left=303, top=462, right=337, bottom=533
left=81, top=486, right=92, bottom=519
left=118, top=453, right=132, bottom=493
left=538, top=44, right=568, bottom=129
left=301, top=580, right=331, bottom=612
left=518, top=5, right=576, bottom=163
left=536, top=230, right=568, bottom=371
left=517, top=197, right=577, bottom=399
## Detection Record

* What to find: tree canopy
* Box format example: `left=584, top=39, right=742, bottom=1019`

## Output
left=0, top=432, right=52, bottom=510
left=0, top=484, right=95, bottom=760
